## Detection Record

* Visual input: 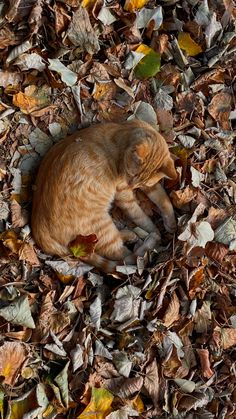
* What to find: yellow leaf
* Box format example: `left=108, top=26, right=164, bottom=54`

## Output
left=93, top=83, right=113, bottom=101
left=13, top=85, right=50, bottom=114
left=82, top=0, right=96, bottom=10
left=135, top=44, right=152, bottom=55
left=77, top=387, right=113, bottom=419
left=0, top=230, right=22, bottom=254
left=56, top=272, right=74, bottom=284
left=178, top=32, right=202, bottom=56
left=124, top=0, right=148, bottom=12
left=9, top=391, right=36, bottom=419
left=132, top=395, right=145, bottom=412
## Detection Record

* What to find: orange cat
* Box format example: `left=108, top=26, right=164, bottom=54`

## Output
left=31, top=120, right=177, bottom=271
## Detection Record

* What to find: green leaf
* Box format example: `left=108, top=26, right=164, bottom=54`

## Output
left=135, top=49, right=161, bottom=79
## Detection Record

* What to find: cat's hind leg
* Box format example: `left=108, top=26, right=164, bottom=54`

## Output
left=115, top=186, right=161, bottom=239
left=141, top=183, right=176, bottom=233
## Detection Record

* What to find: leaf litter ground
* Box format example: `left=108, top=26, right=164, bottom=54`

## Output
left=0, top=0, right=236, bottom=417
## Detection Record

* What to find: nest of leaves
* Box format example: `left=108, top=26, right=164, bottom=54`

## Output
left=0, top=0, right=236, bottom=417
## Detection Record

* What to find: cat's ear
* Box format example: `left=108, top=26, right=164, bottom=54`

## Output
left=125, top=142, right=149, bottom=176
left=160, top=157, right=177, bottom=179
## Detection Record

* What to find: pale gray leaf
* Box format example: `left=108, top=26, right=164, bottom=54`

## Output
left=48, top=122, right=65, bottom=140
left=230, top=314, right=236, bottom=328
left=90, top=294, right=102, bottom=330
left=214, top=162, right=227, bottom=182
left=113, top=352, right=132, bottom=377
left=195, top=0, right=210, bottom=26
left=19, top=151, right=40, bottom=174
left=174, top=378, right=196, bottom=393
left=0, top=295, right=35, bottom=328
left=137, top=6, right=163, bottom=30
left=214, top=217, right=236, bottom=250
left=48, top=59, right=77, bottom=87
left=6, top=40, right=33, bottom=64
left=132, top=101, right=157, bottom=125
left=154, top=89, right=173, bottom=111
left=178, top=134, right=196, bottom=148
left=178, top=221, right=214, bottom=248
left=205, top=12, right=222, bottom=49
left=97, top=7, right=116, bottom=25
left=14, top=52, right=46, bottom=71
left=124, top=51, right=145, bottom=70
left=71, top=344, right=84, bottom=372
left=29, top=128, right=53, bottom=156
left=116, top=265, right=137, bottom=275
left=191, top=166, right=204, bottom=187
left=95, top=339, right=112, bottom=360
left=54, top=361, right=69, bottom=407
left=46, top=260, right=93, bottom=276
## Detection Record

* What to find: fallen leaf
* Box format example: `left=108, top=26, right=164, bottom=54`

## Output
left=214, top=217, right=236, bottom=250
left=11, top=199, right=28, bottom=227
left=66, top=5, right=100, bottom=54
left=69, top=234, right=98, bottom=258
left=134, top=44, right=161, bottom=79
left=13, top=85, right=50, bottom=114
left=0, top=294, right=36, bottom=328
left=77, top=387, right=114, bottom=418
left=163, top=292, right=180, bottom=327
left=178, top=221, right=214, bottom=249
left=18, top=242, right=40, bottom=266
left=0, top=341, right=27, bottom=385
left=208, top=92, right=232, bottom=129
left=124, top=0, right=148, bottom=12
left=213, top=327, right=236, bottom=350
left=178, top=32, right=202, bottom=56
left=174, top=378, right=196, bottom=393
left=196, top=349, right=214, bottom=378
left=48, top=58, right=78, bottom=87
left=14, top=52, right=46, bottom=71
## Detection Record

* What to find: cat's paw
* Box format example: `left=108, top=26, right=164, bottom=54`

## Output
left=120, top=229, right=138, bottom=243
left=163, top=216, right=177, bottom=234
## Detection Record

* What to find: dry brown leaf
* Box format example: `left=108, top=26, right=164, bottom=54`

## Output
left=162, top=347, right=182, bottom=378
left=213, top=327, right=236, bottom=350
left=0, top=341, right=28, bottom=385
left=11, top=199, right=29, bottom=228
left=205, top=241, right=228, bottom=263
left=163, top=291, right=180, bottom=327
left=206, top=207, right=228, bottom=229
left=18, top=242, right=40, bottom=266
left=143, top=359, right=160, bottom=407
left=0, top=25, right=19, bottom=49
left=208, top=92, right=232, bottom=130
left=170, top=186, right=196, bottom=209
left=66, top=5, right=100, bottom=54
left=13, top=85, right=50, bottom=114
left=196, top=348, right=214, bottom=378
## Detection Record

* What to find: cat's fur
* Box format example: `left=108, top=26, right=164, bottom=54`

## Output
left=32, top=120, right=177, bottom=271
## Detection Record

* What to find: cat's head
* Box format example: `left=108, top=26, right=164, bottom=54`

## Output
left=123, top=124, right=177, bottom=188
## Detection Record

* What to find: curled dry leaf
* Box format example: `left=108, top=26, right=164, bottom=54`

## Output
left=208, top=92, right=232, bottom=129
left=205, top=241, right=228, bottom=263
left=11, top=199, right=29, bottom=228
left=163, top=291, right=180, bottom=327
left=196, top=348, right=214, bottom=378
left=0, top=341, right=28, bottom=385
left=213, top=327, right=236, bottom=350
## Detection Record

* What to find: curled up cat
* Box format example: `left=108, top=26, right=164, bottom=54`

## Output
left=31, top=120, right=177, bottom=272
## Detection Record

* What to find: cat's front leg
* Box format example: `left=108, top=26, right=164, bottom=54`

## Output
left=142, top=183, right=176, bottom=233
left=115, top=186, right=161, bottom=239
